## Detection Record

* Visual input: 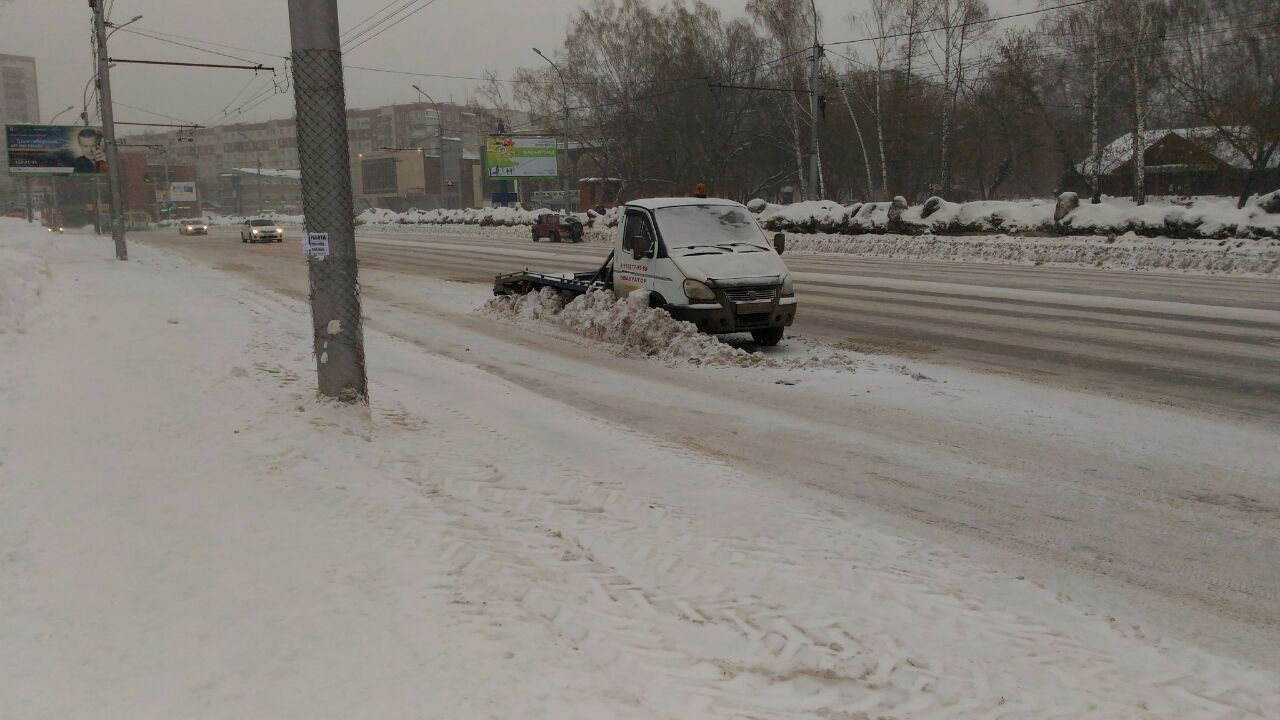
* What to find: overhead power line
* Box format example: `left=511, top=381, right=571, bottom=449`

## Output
left=344, top=64, right=558, bottom=85
left=116, top=27, right=283, bottom=65
left=108, top=58, right=273, bottom=71
left=341, top=0, right=423, bottom=48
left=115, top=121, right=204, bottom=128
left=113, top=100, right=201, bottom=125
left=825, top=0, right=1101, bottom=48
left=123, top=26, right=287, bottom=60
left=826, top=16, right=1280, bottom=85
left=344, top=0, right=448, bottom=54
left=341, top=0, right=408, bottom=42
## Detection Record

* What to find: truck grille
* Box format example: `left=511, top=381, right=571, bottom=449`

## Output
left=723, top=286, right=777, bottom=302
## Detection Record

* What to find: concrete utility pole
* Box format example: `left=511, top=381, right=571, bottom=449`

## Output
left=808, top=0, right=824, bottom=202
left=92, top=1, right=128, bottom=260
left=288, top=0, right=368, bottom=403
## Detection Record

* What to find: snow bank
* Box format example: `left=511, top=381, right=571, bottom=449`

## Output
left=200, top=194, right=1280, bottom=243
left=752, top=194, right=1280, bottom=240
left=0, top=220, right=51, bottom=334
left=485, top=288, right=857, bottom=370
left=183, top=212, right=305, bottom=227
left=784, top=232, right=1280, bottom=275
left=356, top=205, right=625, bottom=230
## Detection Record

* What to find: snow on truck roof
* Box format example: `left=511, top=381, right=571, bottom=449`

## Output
left=626, top=197, right=743, bottom=211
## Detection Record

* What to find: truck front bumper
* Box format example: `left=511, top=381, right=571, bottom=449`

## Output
left=667, top=297, right=796, bottom=334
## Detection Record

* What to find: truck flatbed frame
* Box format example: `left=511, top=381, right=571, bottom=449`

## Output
left=493, top=251, right=614, bottom=298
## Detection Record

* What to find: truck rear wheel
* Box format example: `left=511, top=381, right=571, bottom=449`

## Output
left=531, top=228, right=539, bottom=242
left=751, top=327, right=784, bottom=347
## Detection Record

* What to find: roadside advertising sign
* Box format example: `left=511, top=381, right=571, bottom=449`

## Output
left=170, top=181, right=198, bottom=201
left=5, top=124, right=108, bottom=176
left=485, top=136, right=558, bottom=179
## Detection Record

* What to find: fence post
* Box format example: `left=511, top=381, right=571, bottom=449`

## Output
left=288, top=0, right=368, bottom=402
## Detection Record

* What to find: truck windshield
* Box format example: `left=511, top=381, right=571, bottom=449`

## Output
left=655, top=205, right=768, bottom=249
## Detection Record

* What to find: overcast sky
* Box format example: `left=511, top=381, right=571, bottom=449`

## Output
left=0, top=0, right=1030, bottom=133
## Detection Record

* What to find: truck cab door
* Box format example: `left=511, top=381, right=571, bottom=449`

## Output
left=615, top=209, right=658, bottom=298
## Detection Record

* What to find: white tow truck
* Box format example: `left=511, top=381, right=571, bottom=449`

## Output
left=494, top=197, right=796, bottom=345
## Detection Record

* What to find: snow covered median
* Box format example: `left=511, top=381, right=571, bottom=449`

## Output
left=5, top=220, right=1279, bottom=717
left=783, top=231, right=1280, bottom=275
left=753, top=194, right=1280, bottom=240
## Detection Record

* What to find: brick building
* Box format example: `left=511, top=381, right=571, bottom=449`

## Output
left=121, top=100, right=524, bottom=210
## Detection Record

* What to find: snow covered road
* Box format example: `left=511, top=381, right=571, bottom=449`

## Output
left=136, top=226, right=1280, bottom=658
left=4, top=222, right=1278, bottom=717
left=167, top=226, right=1280, bottom=422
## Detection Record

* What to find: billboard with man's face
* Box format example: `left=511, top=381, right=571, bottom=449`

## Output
left=5, top=124, right=108, bottom=176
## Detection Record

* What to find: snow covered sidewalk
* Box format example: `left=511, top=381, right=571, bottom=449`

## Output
left=2, top=220, right=1277, bottom=718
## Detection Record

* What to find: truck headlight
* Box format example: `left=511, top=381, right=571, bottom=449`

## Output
left=781, top=274, right=795, bottom=297
left=683, top=279, right=716, bottom=301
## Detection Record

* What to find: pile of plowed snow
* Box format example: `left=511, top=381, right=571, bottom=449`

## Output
left=783, top=231, right=1280, bottom=275
left=752, top=194, right=1280, bottom=240
left=0, top=221, right=51, bottom=334
left=485, top=288, right=856, bottom=371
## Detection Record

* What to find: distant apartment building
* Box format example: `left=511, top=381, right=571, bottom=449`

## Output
left=0, top=53, right=40, bottom=201
left=121, top=100, right=522, bottom=211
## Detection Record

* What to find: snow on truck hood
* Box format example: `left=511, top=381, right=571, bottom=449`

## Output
left=649, top=202, right=788, bottom=285
left=669, top=245, right=787, bottom=286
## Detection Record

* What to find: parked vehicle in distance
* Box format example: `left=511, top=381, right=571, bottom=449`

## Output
left=497, top=198, right=796, bottom=346
left=240, top=218, right=284, bottom=243
left=531, top=213, right=584, bottom=243
left=178, top=218, right=209, bottom=236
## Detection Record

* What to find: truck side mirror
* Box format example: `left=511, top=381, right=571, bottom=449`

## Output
left=773, top=233, right=785, bottom=255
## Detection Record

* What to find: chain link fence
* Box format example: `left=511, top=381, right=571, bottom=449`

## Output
left=292, top=47, right=367, bottom=402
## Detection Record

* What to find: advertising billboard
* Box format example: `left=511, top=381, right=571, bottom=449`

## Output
left=485, top=136, right=558, bottom=180
left=5, top=124, right=108, bottom=176
left=170, top=181, right=198, bottom=202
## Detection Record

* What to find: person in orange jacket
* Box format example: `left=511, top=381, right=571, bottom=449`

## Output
left=693, top=182, right=708, bottom=198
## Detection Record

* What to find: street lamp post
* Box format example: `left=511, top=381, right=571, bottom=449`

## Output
left=44, top=107, right=76, bottom=228
left=533, top=48, right=572, bottom=210
left=48, top=106, right=76, bottom=124
left=411, top=84, right=447, bottom=208
left=231, top=128, right=263, bottom=215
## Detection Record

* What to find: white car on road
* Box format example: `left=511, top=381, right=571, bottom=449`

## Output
left=241, top=219, right=284, bottom=243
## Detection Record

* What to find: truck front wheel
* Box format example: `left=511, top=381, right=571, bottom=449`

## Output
left=751, top=327, right=784, bottom=347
